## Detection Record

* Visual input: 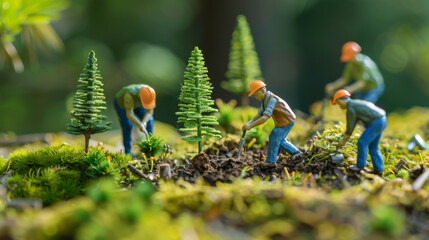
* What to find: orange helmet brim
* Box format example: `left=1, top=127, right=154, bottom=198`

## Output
left=248, top=86, right=263, bottom=97
left=143, top=101, right=156, bottom=110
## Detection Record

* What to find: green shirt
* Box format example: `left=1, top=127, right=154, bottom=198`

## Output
left=115, top=84, right=149, bottom=109
left=342, top=53, right=384, bottom=91
left=346, top=99, right=386, bottom=135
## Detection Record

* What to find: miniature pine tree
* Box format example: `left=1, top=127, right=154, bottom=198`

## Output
left=176, top=47, right=222, bottom=153
left=222, top=15, right=263, bottom=107
left=67, top=51, right=111, bottom=154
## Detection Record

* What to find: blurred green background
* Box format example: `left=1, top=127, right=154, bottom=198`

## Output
left=1, top=0, right=429, bottom=134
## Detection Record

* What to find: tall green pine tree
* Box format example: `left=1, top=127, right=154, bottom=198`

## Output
left=67, top=51, right=111, bottom=153
left=176, top=47, right=222, bottom=153
left=222, top=15, right=263, bottom=107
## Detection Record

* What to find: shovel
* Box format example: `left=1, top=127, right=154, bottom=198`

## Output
left=330, top=147, right=344, bottom=164
left=237, top=130, right=247, bottom=158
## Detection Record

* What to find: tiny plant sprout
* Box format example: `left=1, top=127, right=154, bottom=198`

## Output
left=283, top=167, right=291, bottom=180
left=6, top=161, right=11, bottom=172
left=106, top=156, right=111, bottom=165
left=150, top=157, right=154, bottom=172
left=142, top=153, right=148, bottom=166
left=95, top=142, right=104, bottom=150
left=247, top=138, right=257, bottom=149
left=385, top=152, right=391, bottom=163
left=418, top=150, right=424, bottom=163
left=308, top=139, right=314, bottom=151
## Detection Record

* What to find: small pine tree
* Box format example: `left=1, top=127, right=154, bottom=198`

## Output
left=222, top=15, right=263, bottom=107
left=67, top=51, right=111, bottom=154
left=176, top=47, right=222, bottom=153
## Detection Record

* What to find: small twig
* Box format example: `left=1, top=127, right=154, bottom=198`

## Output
left=127, top=164, right=149, bottom=179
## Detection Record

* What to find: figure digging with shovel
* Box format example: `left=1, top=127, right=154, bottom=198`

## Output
left=242, top=80, right=303, bottom=169
left=331, top=89, right=387, bottom=176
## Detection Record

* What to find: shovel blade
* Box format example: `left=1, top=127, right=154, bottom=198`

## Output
left=330, top=153, right=344, bottom=164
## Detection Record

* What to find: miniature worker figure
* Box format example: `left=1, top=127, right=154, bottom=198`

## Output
left=331, top=89, right=387, bottom=175
left=114, top=84, right=156, bottom=155
left=243, top=80, right=303, bottom=169
left=325, top=42, right=384, bottom=103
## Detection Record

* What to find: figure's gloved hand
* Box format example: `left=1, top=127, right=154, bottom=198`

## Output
left=138, top=123, right=148, bottom=135
left=337, top=138, right=347, bottom=148
left=242, top=123, right=251, bottom=131
left=325, top=83, right=335, bottom=95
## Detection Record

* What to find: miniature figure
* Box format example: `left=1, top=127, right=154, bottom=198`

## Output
left=243, top=80, right=303, bottom=169
left=67, top=51, right=111, bottom=154
left=176, top=47, right=221, bottom=153
left=331, top=89, right=387, bottom=175
left=114, top=84, right=155, bottom=155
left=325, top=42, right=385, bottom=103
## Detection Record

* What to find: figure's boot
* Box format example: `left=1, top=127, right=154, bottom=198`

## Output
left=261, top=162, right=277, bottom=169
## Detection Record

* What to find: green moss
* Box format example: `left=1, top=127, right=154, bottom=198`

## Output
left=0, top=156, right=9, bottom=175
left=5, top=145, right=130, bottom=206
left=9, top=145, right=85, bottom=175
left=85, top=148, right=120, bottom=181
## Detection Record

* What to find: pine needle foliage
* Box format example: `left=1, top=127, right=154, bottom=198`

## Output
left=176, top=47, right=222, bottom=153
left=67, top=51, right=111, bottom=153
left=222, top=15, right=263, bottom=107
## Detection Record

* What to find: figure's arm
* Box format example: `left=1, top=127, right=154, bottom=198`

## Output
left=338, top=109, right=357, bottom=147
left=326, top=63, right=353, bottom=94
left=142, top=109, right=154, bottom=127
left=338, top=133, right=351, bottom=147
left=245, top=115, right=270, bottom=129
left=249, top=113, right=262, bottom=123
left=242, top=114, right=262, bottom=131
left=243, top=97, right=277, bottom=131
left=344, top=80, right=366, bottom=94
left=325, top=77, right=348, bottom=94
left=124, top=93, right=146, bottom=133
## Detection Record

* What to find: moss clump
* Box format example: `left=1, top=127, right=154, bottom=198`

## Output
left=5, top=145, right=130, bottom=206
left=2, top=178, right=427, bottom=239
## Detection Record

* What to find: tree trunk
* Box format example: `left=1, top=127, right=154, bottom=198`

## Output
left=84, top=132, right=91, bottom=154
left=241, top=94, right=248, bottom=107
left=198, top=141, right=203, bottom=153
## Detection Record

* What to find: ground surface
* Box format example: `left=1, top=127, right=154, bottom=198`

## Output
left=0, top=106, right=428, bottom=239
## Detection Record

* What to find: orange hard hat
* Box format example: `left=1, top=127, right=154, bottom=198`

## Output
left=139, top=86, right=156, bottom=109
left=331, top=89, right=351, bottom=105
left=248, top=80, right=266, bottom=97
left=340, top=41, right=361, bottom=62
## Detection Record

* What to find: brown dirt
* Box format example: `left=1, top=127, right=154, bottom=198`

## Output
left=170, top=140, right=358, bottom=188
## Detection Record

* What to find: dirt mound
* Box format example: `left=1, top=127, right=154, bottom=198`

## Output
left=171, top=141, right=353, bottom=187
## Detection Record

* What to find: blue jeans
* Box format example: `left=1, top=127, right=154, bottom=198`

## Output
left=353, top=84, right=385, bottom=103
left=266, top=122, right=300, bottom=164
left=356, top=116, right=387, bottom=172
left=114, top=99, right=154, bottom=154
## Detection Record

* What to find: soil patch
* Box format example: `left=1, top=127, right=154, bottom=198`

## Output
left=171, top=140, right=359, bottom=188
